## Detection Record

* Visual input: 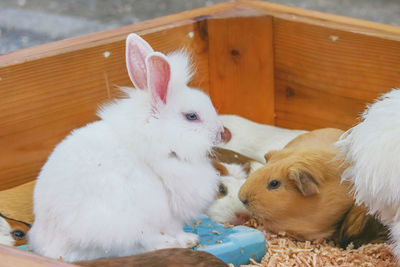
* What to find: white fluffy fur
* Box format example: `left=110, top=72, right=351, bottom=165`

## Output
left=336, top=88, right=400, bottom=261
left=0, top=217, right=13, bottom=246
left=29, top=35, right=222, bottom=262
left=206, top=163, right=251, bottom=225
left=218, top=115, right=308, bottom=163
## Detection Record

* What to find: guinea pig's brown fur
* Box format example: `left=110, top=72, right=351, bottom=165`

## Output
left=0, top=180, right=35, bottom=224
left=239, top=147, right=353, bottom=240
left=211, top=147, right=261, bottom=174
left=283, top=128, right=344, bottom=151
left=333, top=204, right=389, bottom=249
left=74, top=248, right=228, bottom=267
left=239, top=128, right=355, bottom=240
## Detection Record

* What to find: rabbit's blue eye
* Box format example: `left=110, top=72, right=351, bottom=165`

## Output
left=185, top=113, right=198, bottom=121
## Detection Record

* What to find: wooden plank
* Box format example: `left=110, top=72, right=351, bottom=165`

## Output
left=273, top=18, right=400, bottom=130
left=0, top=23, right=209, bottom=190
left=0, top=245, right=76, bottom=267
left=208, top=15, right=275, bottom=124
left=240, top=0, right=400, bottom=41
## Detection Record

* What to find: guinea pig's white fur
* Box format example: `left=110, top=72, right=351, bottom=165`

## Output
left=206, top=163, right=251, bottom=225
left=0, top=217, right=13, bottom=246
left=336, top=88, right=400, bottom=261
left=218, top=115, right=308, bottom=163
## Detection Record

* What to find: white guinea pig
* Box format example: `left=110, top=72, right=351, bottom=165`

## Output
left=206, top=161, right=252, bottom=226
left=218, top=114, right=308, bottom=163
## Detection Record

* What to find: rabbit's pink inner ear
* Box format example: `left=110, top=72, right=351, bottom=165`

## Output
left=147, top=54, right=170, bottom=104
left=125, top=34, right=154, bottom=90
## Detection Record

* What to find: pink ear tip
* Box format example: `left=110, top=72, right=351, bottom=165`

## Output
left=126, top=33, right=142, bottom=42
left=125, top=33, right=154, bottom=54
left=146, top=52, right=169, bottom=62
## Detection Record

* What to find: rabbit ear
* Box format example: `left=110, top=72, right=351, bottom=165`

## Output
left=146, top=52, right=171, bottom=105
left=125, top=33, right=154, bottom=90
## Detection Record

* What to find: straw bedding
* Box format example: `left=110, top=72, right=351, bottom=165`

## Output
left=237, top=220, right=397, bottom=267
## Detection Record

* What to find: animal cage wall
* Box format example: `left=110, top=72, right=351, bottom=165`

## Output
left=2, top=0, right=400, bottom=265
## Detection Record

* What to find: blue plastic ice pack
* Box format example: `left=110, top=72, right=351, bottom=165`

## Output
left=184, top=215, right=266, bottom=266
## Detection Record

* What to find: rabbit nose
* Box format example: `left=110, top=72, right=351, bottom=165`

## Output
left=220, top=127, right=231, bottom=143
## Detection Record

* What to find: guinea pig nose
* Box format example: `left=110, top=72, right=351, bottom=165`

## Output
left=233, top=212, right=250, bottom=225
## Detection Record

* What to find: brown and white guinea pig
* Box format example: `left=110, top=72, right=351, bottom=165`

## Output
left=206, top=161, right=251, bottom=226
left=0, top=213, right=31, bottom=246
left=218, top=115, right=308, bottom=163
left=238, top=128, right=354, bottom=240
left=206, top=148, right=263, bottom=225
left=238, top=128, right=388, bottom=247
left=74, top=248, right=228, bottom=267
left=0, top=180, right=35, bottom=224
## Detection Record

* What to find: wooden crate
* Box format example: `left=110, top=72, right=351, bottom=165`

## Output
left=1, top=0, right=400, bottom=265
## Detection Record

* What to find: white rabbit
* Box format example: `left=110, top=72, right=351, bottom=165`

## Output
left=218, top=114, right=308, bottom=163
left=206, top=162, right=251, bottom=225
left=336, top=88, right=400, bottom=261
left=29, top=33, right=224, bottom=262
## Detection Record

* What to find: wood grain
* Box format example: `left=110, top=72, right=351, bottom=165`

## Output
left=240, top=0, right=400, bottom=41
left=0, top=23, right=209, bottom=190
left=0, top=245, right=76, bottom=267
left=273, top=18, right=400, bottom=130
left=208, top=15, right=275, bottom=124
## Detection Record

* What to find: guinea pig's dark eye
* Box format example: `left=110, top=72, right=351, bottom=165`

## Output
left=218, top=183, right=228, bottom=198
left=267, top=180, right=281, bottom=190
left=185, top=112, right=198, bottom=121
left=12, top=230, right=25, bottom=240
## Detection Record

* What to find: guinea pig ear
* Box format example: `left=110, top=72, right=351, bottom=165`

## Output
left=289, top=168, right=320, bottom=196
left=264, top=150, right=278, bottom=162
left=125, top=33, right=154, bottom=90
left=242, top=162, right=252, bottom=176
left=212, top=160, right=229, bottom=176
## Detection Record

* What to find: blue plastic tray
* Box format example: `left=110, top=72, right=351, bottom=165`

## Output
left=184, top=215, right=266, bottom=266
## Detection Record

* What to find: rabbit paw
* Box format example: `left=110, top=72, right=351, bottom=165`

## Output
left=176, top=232, right=200, bottom=248
left=150, top=233, right=182, bottom=250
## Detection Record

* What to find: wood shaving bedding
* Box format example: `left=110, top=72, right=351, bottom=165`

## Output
left=240, top=220, right=397, bottom=267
